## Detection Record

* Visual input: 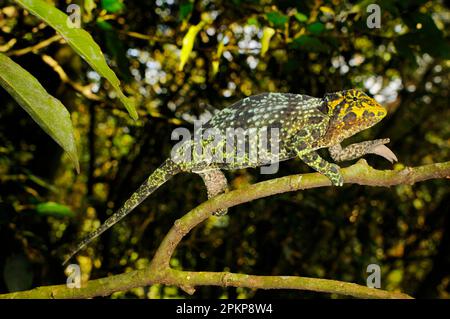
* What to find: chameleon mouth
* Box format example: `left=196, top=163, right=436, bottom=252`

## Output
left=343, top=107, right=385, bottom=132
left=361, top=101, right=387, bottom=125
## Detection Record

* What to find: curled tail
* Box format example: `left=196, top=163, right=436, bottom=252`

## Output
left=63, top=159, right=180, bottom=266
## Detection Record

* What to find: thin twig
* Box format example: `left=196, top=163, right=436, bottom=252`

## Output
left=5, top=34, right=62, bottom=56
left=41, top=54, right=100, bottom=101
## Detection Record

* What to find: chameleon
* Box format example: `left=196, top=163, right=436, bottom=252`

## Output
left=63, top=89, right=397, bottom=265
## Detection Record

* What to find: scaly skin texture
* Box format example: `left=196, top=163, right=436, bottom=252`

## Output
left=63, top=89, right=392, bottom=265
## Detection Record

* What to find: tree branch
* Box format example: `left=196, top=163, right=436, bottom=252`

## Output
left=41, top=54, right=101, bottom=101
left=5, top=34, right=62, bottom=56
left=1, top=160, right=449, bottom=299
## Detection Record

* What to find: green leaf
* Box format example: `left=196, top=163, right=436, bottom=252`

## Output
left=307, top=22, right=325, bottom=34
left=387, top=269, right=403, bottom=285
left=266, top=11, right=289, bottom=29
left=15, top=0, right=138, bottom=120
left=0, top=53, right=79, bottom=172
left=179, top=21, right=205, bottom=71
left=290, top=35, right=329, bottom=52
left=36, top=202, right=75, bottom=218
left=319, top=6, right=335, bottom=16
left=179, top=1, right=193, bottom=21
left=260, top=27, right=275, bottom=57
left=101, top=0, right=124, bottom=13
left=84, top=0, right=97, bottom=21
left=247, top=17, right=259, bottom=26
left=294, top=12, right=308, bottom=22
left=96, top=19, right=114, bottom=31
left=25, top=171, right=58, bottom=193
left=97, top=20, right=132, bottom=82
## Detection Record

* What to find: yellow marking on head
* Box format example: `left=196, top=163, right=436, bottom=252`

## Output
left=338, top=90, right=387, bottom=119
left=327, top=96, right=344, bottom=112
left=325, top=89, right=388, bottom=145
left=338, top=102, right=366, bottom=118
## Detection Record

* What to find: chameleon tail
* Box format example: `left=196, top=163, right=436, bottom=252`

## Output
left=62, top=159, right=181, bottom=266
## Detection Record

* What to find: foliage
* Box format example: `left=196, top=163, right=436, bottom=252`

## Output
left=0, top=0, right=449, bottom=298
left=16, top=0, right=138, bottom=119
left=0, top=52, right=79, bottom=170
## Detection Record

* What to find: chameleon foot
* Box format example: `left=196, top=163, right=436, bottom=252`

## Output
left=213, top=209, right=228, bottom=216
left=197, top=169, right=229, bottom=216
left=330, top=138, right=397, bottom=163
left=299, top=151, right=344, bottom=186
left=327, top=164, right=344, bottom=186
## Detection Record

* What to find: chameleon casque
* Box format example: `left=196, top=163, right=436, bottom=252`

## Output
left=63, top=89, right=397, bottom=265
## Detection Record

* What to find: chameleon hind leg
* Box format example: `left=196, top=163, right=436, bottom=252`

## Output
left=197, top=169, right=229, bottom=216
left=298, top=150, right=344, bottom=186
left=329, top=138, right=397, bottom=163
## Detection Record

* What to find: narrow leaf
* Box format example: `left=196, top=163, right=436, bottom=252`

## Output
left=211, top=39, right=224, bottom=76
left=0, top=53, right=79, bottom=171
left=266, top=11, right=289, bottom=29
left=179, top=21, right=205, bottom=71
left=15, top=0, right=138, bottom=120
left=319, top=6, right=335, bottom=16
left=101, top=0, right=124, bottom=13
left=84, top=0, right=97, bottom=21
left=294, top=12, right=308, bottom=22
left=290, top=35, right=329, bottom=52
left=260, top=27, right=275, bottom=57
left=179, top=1, right=194, bottom=21
left=307, top=22, right=325, bottom=35
left=36, top=202, right=75, bottom=218
left=247, top=17, right=259, bottom=26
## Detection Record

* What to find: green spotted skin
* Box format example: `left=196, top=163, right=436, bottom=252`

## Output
left=202, top=93, right=328, bottom=167
left=63, top=160, right=180, bottom=265
left=64, top=89, right=388, bottom=265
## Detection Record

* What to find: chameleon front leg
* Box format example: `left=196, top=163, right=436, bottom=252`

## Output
left=197, top=169, right=229, bottom=216
left=298, top=150, right=344, bottom=186
left=329, top=138, right=397, bottom=163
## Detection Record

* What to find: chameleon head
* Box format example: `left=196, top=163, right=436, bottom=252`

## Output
left=321, top=89, right=387, bottom=142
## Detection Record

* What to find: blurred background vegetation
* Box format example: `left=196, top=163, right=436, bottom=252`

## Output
left=0, top=0, right=449, bottom=298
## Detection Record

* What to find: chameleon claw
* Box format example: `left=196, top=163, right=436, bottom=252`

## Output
left=213, top=208, right=228, bottom=216
left=333, top=177, right=344, bottom=186
left=330, top=178, right=344, bottom=186
left=328, top=164, right=344, bottom=186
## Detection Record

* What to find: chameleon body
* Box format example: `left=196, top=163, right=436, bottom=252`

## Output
left=63, top=89, right=396, bottom=265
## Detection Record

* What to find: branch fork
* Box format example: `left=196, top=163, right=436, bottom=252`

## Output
left=2, top=160, right=450, bottom=299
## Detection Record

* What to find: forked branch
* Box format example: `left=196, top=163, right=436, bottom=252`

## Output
left=1, top=159, right=449, bottom=299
